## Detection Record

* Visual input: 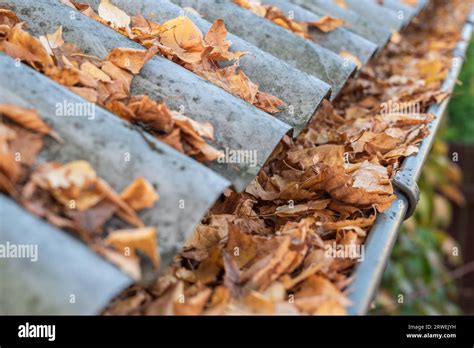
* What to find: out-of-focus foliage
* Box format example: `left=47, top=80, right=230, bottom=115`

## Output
left=446, top=38, right=474, bottom=143
left=372, top=137, right=464, bottom=315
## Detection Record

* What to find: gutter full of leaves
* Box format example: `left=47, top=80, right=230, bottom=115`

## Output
left=347, top=7, right=474, bottom=315
left=1, top=0, right=472, bottom=315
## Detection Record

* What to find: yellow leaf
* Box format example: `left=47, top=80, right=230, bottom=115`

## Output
left=5, top=23, right=55, bottom=71
left=334, top=0, right=347, bottom=9
left=46, top=26, right=64, bottom=49
left=105, top=47, right=157, bottom=74
left=159, top=16, right=205, bottom=64
left=402, top=0, right=418, bottom=6
left=339, top=50, right=362, bottom=69
left=310, top=16, right=345, bottom=33
left=32, top=160, right=103, bottom=211
left=94, top=244, right=141, bottom=280
left=98, top=0, right=131, bottom=29
left=120, top=176, right=159, bottom=210
left=81, top=61, right=112, bottom=82
left=106, top=227, right=160, bottom=267
left=390, top=31, right=402, bottom=44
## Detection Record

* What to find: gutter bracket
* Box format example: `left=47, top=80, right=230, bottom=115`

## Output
left=393, top=170, right=420, bottom=220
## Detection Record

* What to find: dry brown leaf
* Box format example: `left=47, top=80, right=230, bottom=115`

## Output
left=287, top=144, right=345, bottom=169
left=205, top=19, right=246, bottom=61
left=402, top=0, right=419, bottom=6
left=67, top=200, right=117, bottom=235
left=45, top=26, right=65, bottom=50
left=195, top=255, right=223, bottom=285
left=334, top=0, right=347, bottom=9
left=95, top=177, right=144, bottom=227
left=323, top=215, right=375, bottom=232
left=71, top=1, right=285, bottom=114
left=120, top=176, right=159, bottom=211
left=159, top=16, right=205, bottom=64
left=241, top=235, right=293, bottom=292
left=3, top=23, right=54, bottom=71
left=94, top=244, right=141, bottom=280
left=225, top=223, right=258, bottom=269
left=174, top=287, right=212, bottom=315
left=242, top=290, right=275, bottom=314
left=81, top=61, right=112, bottom=82
left=391, top=31, right=402, bottom=44
left=275, top=199, right=330, bottom=217
left=106, top=227, right=160, bottom=268
left=233, top=0, right=268, bottom=17
left=416, top=59, right=447, bottom=84
left=339, top=50, right=362, bottom=69
left=144, top=281, right=183, bottom=315
left=69, top=86, right=99, bottom=103
left=31, top=160, right=103, bottom=211
left=310, top=16, right=345, bottom=33
left=105, top=47, right=157, bottom=74
left=101, top=60, right=133, bottom=90
left=0, top=170, right=18, bottom=196
left=0, top=9, right=20, bottom=27
left=98, top=0, right=131, bottom=29
left=1, top=9, right=220, bottom=160
left=234, top=0, right=320, bottom=39
left=294, top=275, right=349, bottom=314
left=0, top=104, right=62, bottom=142
left=351, top=161, right=393, bottom=195
left=255, top=90, right=286, bottom=114
left=0, top=138, right=21, bottom=183
left=320, top=166, right=395, bottom=210
left=8, top=127, right=43, bottom=167
left=204, top=286, right=230, bottom=315
left=126, top=96, right=173, bottom=132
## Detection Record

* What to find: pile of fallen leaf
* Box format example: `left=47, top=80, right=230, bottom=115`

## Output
left=0, top=8, right=220, bottom=161
left=102, top=0, right=472, bottom=315
left=63, top=0, right=286, bottom=114
left=233, top=0, right=345, bottom=38
left=0, top=103, right=160, bottom=279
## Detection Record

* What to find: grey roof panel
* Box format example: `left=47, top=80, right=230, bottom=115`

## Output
left=0, top=195, right=133, bottom=314
left=2, top=0, right=292, bottom=191
left=262, top=0, right=378, bottom=66
left=291, top=0, right=393, bottom=48
left=369, top=0, right=417, bottom=25
left=81, top=0, right=332, bottom=134
left=0, top=54, right=229, bottom=267
left=170, top=0, right=356, bottom=98
left=344, top=0, right=404, bottom=31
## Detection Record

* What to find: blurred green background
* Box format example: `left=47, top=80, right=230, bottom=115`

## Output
left=372, top=38, right=474, bottom=315
left=446, top=38, right=474, bottom=144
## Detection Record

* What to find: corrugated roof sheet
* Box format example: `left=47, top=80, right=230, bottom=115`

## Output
left=0, top=0, right=434, bottom=314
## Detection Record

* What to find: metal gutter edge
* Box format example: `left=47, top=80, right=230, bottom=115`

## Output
left=0, top=196, right=133, bottom=315
left=347, top=8, right=474, bottom=315
left=347, top=190, right=409, bottom=315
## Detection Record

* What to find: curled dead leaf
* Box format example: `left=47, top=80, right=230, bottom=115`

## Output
left=106, top=226, right=160, bottom=268
left=310, top=16, right=345, bottom=33
left=105, top=47, right=157, bottom=74
left=120, top=176, right=159, bottom=211
left=98, top=0, right=131, bottom=29
left=339, top=50, right=362, bottom=69
left=0, top=104, right=62, bottom=142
